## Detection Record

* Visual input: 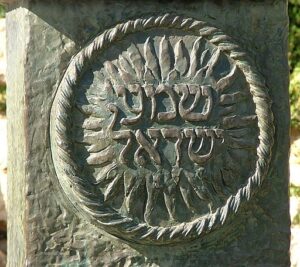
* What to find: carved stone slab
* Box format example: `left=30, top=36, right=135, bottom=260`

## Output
left=50, top=14, right=273, bottom=245
left=6, top=1, right=290, bottom=266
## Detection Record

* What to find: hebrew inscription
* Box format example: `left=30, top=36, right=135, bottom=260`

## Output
left=50, top=15, right=274, bottom=245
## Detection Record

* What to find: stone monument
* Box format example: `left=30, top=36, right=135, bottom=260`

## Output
left=2, top=0, right=290, bottom=266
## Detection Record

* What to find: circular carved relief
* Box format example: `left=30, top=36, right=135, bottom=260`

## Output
left=50, top=14, right=274, bottom=245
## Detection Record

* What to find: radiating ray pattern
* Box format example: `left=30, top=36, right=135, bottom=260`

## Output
left=71, top=32, right=258, bottom=227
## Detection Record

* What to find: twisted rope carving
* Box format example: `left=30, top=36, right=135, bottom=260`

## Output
left=50, top=14, right=274, bottom=245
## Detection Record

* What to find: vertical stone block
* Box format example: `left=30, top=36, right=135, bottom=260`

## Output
left=4, top=1, right=290, bottom=266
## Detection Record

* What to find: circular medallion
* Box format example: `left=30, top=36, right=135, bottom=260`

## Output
left=50, top=14, right=274, bottom=245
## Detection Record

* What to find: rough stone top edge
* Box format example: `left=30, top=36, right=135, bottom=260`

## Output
left=0, top=0, right=288, bottom=5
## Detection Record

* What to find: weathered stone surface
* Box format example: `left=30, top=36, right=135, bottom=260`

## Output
left=6, top=1, right=290, bottom=266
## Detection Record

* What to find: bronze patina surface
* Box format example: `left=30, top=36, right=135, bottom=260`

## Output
left=4, top=1, right=289, bottom=266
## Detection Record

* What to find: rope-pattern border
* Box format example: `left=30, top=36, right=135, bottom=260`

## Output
left=50, top=14, right=274, bottom=245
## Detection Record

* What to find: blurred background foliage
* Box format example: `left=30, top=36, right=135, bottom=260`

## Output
left=289, top=0, right=300, bottom=70
left=289, top=0, right=300, bottom=130
left=0, top=5, right=4, bottom=19
left=0, top=3, right=300, bottom=124
left=0, top=85, right=5, bottom=113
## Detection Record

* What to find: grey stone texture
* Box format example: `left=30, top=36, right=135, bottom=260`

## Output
left=4, top=0, right=290, bottom=266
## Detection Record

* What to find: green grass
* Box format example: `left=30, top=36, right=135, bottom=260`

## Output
left=290, top=68, right=300, bottom=129
left=0, top=84, right=6, bottom=114
left=290, top=184, right=300, bottom=226
left=293, top=213, right=300, bottom=225
left=0, top=5, right=4, bottom=19
left=290, top=183, right=300, bottom=197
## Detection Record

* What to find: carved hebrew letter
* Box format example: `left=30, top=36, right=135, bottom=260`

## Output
left=160, top=127, right=183, bottom=167
left=176, top=84, right=213, bottom=122
left=120, top=84, right=144, bottom=125
left=184, top=128, right=214, bottom=165
left=134, top=129, right=161, bottom=166
left=144, top=85, right=156, bottom=121
left=155, top=84, right=177, bottom=122
left=111, top=130, right=133, bottom=164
